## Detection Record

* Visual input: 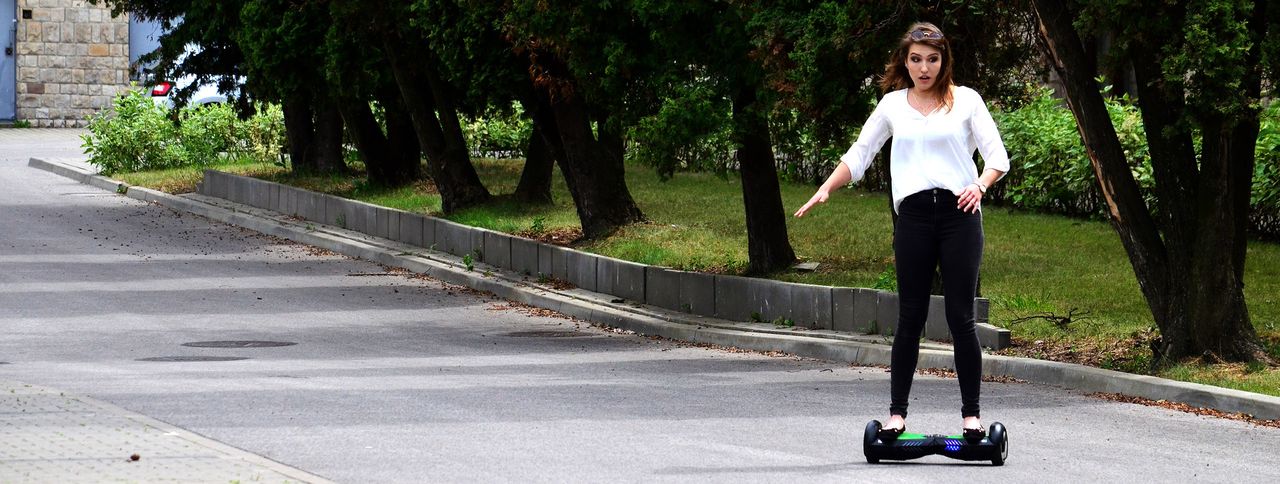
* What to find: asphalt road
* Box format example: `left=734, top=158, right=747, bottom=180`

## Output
left=3, top=130, right=1279, bottom=483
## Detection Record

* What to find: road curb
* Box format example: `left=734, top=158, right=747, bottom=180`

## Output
left=28, top=157, right=1280, bottom=420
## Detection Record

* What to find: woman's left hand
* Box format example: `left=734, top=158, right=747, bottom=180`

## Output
left=958, top=184, right=983, bottom=213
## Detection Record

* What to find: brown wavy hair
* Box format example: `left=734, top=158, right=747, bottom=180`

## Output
left=879, top=22, right=954, bottom=112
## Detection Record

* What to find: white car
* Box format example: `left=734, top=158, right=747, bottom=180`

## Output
left=149, top=75, right=235, bottom=109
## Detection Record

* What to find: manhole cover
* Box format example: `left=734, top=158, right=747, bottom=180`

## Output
left=137, top=356, right=250, bottom=362
left=181, top=341, right=297, bottom=348
left=505, top=330, right=590, bottom=338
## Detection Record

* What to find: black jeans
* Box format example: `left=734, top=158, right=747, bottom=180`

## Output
left=890, top=188, right=984, bottom=418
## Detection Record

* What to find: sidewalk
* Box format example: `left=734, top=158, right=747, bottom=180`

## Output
left=24, top=155, right=1280, bottom=423
left=0, top=380, right=331, bottom=483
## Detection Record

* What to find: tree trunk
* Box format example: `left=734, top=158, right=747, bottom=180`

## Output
left=1031, top=0, right=1266, bottom=362
left=282, top=93, right=346, bottom=175
left=514, top=122, right=554, bottom=204
left=732, top=86, right=796, bottom=275
left=382, top=32, right=490, bottom=212
left=545, top=92, right=644, bottom=239
left=337, top=96, right=411, bottom=187
left=378, top=92, right=424, bottom=184
left=311, top=100, right=347, bottom=174
left=282, top=94, right=316, bottom=173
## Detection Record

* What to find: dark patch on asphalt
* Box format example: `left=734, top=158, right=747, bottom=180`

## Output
left=181, top=341, right=297, bottom=348
left=137, top=356, right=251, bottom=362
left=504, top=330, right=591, bottom=338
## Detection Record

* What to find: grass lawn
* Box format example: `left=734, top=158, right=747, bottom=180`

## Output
left=125, top=157, right=1280, bottom=397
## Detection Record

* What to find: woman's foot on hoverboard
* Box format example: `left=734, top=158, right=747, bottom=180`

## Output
left=962, top=416, right=985, bottom=442
left=877, top=415, right=906, bottom=440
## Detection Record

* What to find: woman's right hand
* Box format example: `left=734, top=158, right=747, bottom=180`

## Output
left=794, top=190, right=830, bottom=218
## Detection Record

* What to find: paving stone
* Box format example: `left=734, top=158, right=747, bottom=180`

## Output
left=253, top=179, right=271, bottom=210
left=298, top=191, right=323, bottom=223
left=421, top=215, right=437, bottom=248
left=677, top=270, right=716, bottom=317
left=400, top=213, right=424, bottom=247
left=565, top=250, right=598, bottom=292
left=435, top=219, right=473, bottom=257
left=977, top=323, right=1011, bottom=350
left=373, top=207, right=392, bottom=240
left=974, top=297, right=991, bottom=325
left=386, top=210, right=402, bottom=241
left=0, top=381, right=326, bottom=483
left=714, top=275, right=754, bottom=321
left=646, top=267, right=680, bottom=311
left=789, top=283, right=833, bottom=329
left=470, top=229, right=487, bottom=261
left=340, top=199, right=364, bottom=232
left=925, top=295, right=950, bottom=342
left=597, top=257, right=645, bottom=302
left=326, top=196, right=347, bottom=228
left=538, top=243, right=569, bottom=280
left=201, top=170, right=224, bottom=198
left=756, top=279, right=792, bottom=323
left=510, top=237, right=540, bottom=276
left=853, top=288, right=880, bottom=334
left=832, top=287, right=857, bottom=332
left=876, top=290, right=899, bottom=336
left=267, top=183, right=281, bottom=212
left=483, top=231, right=513, bottom=270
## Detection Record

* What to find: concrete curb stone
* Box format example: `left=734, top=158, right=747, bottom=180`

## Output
left=510, top=236, right=539, bottom=276
left=483, top=230, right=513, bottom=270
left=677, top=270, right=716, bottom=318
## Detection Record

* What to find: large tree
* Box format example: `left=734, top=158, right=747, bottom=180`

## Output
left=323, top=1, right=425, bottom=187
left=237, top=0, right=347, bottom=174
left=364, top=1, right=494, bottom=212
left=500, top=0, right=649, bottom=239
left=1031, top=0, right=1275, bottom=362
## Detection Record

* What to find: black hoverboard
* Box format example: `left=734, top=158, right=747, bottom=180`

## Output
left=863, top=420, right=1008, bottom=465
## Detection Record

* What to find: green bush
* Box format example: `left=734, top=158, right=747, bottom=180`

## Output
left=629, top=83, right=736, bottom=180
left=82, top=88, right=182, bottom=175
left=1254, top=101, right=1280, bottom=237
left=993, top=87, right=1280, bottom=238
left=462, top=102, right=532, bottom=158
left=238, top=103, right=287, bottom=166
left=991, top=87, right=1154, bottom=218
left=82, top=88, right=286, bottom=175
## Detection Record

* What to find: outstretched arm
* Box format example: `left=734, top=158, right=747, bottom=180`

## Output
left=794, top=164, right=854, bottom=217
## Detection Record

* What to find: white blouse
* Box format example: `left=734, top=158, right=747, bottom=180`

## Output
left=840, top=86, right=1010, bottom=213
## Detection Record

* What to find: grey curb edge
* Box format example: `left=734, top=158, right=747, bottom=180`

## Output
left=28, top=157, right=1280, bottom=420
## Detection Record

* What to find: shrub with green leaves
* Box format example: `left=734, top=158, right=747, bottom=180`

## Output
left=992, top=87, right=1279, bottom=238
left=1253, top=100, right=1280, bottom=237
left=991, top=87, right=1153, bottom=218
left=82, top=88, right=182, bottom=175
left=462, top=102, right=532, bottom=158
left=82, top=88, right=286, bottom=175
left=629, top=83, right=736, bottom=180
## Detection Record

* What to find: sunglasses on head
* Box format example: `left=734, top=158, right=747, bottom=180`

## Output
left=909, top=29, right=944, bottom=41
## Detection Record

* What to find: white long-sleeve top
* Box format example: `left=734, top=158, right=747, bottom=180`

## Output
left=840, top=86, right=1010, bottom=213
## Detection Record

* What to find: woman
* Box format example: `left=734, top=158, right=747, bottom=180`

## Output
left=793, top=22, right=1009, bottom=440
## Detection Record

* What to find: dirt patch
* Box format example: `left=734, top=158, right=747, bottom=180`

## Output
left=916, top=367, right=1029, bottom=384
left=1089, top=392, right=1280, bottom=429
left=995, top=330, right=1157, bottom=371
left=487, top=301, right=577, bottom=320
left=534, top=275, right=576, bottom=291
left=514, top=227, right=582, bottom=246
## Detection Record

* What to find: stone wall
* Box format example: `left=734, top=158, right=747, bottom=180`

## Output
left=15, top=0, right=132, bottom=127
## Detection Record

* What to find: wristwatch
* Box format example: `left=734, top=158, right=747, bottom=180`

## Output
left=973, top=182, right=988, bottom=194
